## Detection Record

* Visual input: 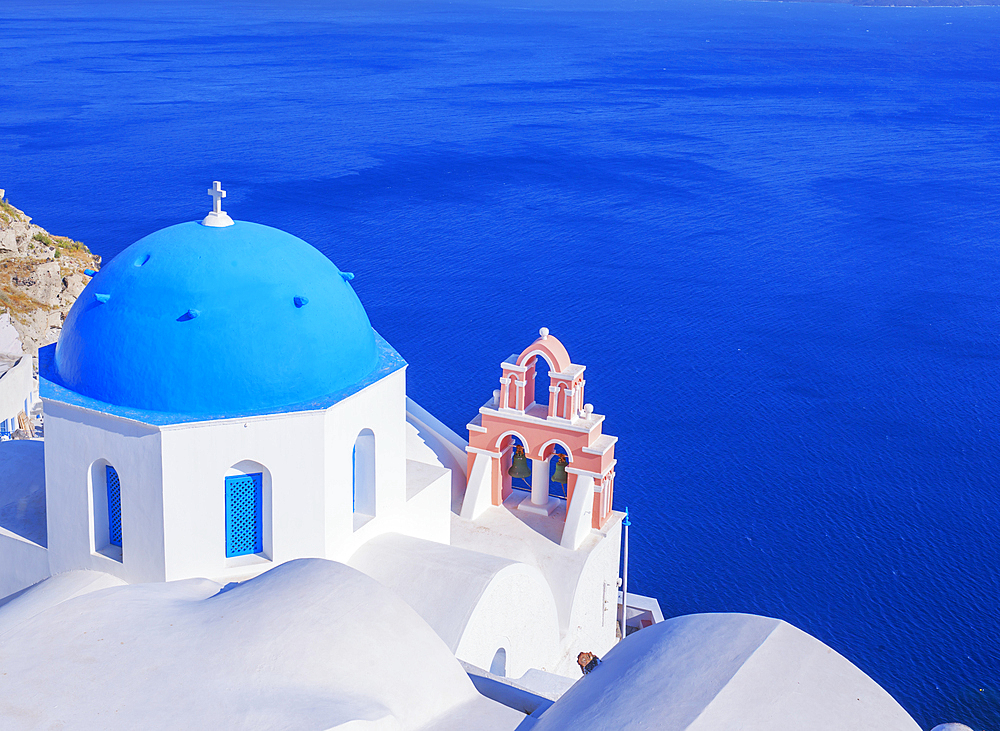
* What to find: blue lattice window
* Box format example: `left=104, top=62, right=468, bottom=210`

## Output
left=225, top=473, right=262, bottom=558
left=106, top=465, right=122, bottom=548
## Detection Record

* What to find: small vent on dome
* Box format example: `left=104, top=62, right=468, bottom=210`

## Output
left=177, top=308, right=200, bottom=321
left=294, top=296, right=309, bottom=308
left=134, top=254, right=150, bottom=267
left=94, top=293, right=110, bottom=304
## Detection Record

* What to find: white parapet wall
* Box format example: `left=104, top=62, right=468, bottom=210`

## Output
left=0, top=532, right=49, bottom=600
left=0, top=440, right=50, bottom=598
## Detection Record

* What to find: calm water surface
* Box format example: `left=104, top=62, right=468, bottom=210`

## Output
left=2, top=1, right=999, bottom=726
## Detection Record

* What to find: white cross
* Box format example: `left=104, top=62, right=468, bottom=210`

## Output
left=208, top=181, right=226, bottom=214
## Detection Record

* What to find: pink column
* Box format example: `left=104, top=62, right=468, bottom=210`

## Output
left=500, top=376, right=511, bottom=409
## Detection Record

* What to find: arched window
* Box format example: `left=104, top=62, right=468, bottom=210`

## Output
left=225, top=472, right=263, bottom=557
left=545, top=443, right=570, bottom=500
left=530, top=355, right=551, bottom=407
left=500, top=434, right=531, bottom=493
left=90, top=459, right=122, bottom=561
left=106, top=465, right=122, bottom=548
left=353, top=429, right=376, bottom=518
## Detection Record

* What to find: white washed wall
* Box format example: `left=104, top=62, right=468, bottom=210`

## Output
left=43, top=400, right=165, bottom=583
left=158, top=408, right=327, bottom=583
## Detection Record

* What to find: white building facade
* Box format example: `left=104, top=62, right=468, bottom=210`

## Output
left=0, top=313, right=35, bottom=439
left=3, top=186, right=625, bottom=680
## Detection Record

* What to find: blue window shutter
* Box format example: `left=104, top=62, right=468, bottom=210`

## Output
left=225, top=473, right=263, bottom=557
left=106, top=465, right=122, bottom=548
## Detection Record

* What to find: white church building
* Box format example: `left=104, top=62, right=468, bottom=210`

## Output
left=2, top=183, right=623, bottom=680
left=0, top=185, right=937, bottom=731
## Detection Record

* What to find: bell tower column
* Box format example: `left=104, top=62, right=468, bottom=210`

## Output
left=468, top=328, right=616, bottom=524
left=531, top=456, right=549, bottom=506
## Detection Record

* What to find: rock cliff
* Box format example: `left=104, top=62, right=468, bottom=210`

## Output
left=0, top=191, right=100, bottom=355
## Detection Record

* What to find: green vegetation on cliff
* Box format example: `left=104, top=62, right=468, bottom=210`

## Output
left=0, top=192, right=101, bottom=353
left=0, top=198, right=23, bottom=225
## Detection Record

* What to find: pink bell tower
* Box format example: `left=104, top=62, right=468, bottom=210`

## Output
left=462, top=328, right=618, bottom=549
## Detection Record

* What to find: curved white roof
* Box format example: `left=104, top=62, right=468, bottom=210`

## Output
left=350, top=533, right=561, bottom=678
left=0, top=559, right=525, bottom=731
left=532, top=612, right=922, bottom=731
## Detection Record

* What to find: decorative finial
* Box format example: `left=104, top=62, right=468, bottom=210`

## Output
left=584, top=403, right=594, bottom=417
left=202, top=181, right=234, bottom=227
left=539, top=327, right=549, bottom=339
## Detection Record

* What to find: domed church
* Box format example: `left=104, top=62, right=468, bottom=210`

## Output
left=0, top=186, right=932, bottom=731
left=38, top=190, right=444, bottom=586
left=4, top=183, right=626, bottom=680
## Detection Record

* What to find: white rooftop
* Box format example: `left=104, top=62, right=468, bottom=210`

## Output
left=528, top=612, right=922, bottom=731
left=0, top=559, right=526, bottom=731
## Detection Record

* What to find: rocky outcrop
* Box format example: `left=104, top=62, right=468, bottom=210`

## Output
left=0, top=192, right=100, bottom=355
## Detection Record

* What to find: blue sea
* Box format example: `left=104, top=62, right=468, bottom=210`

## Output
left=2, top=0, right=999, bottom=727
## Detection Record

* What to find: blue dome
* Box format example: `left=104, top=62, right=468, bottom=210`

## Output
left=54, top=221, right=379, bottom=415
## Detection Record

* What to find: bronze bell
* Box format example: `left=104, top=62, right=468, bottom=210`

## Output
left=552, top=454, right=569, bottom=484
left=507, top=445, right=531, bottom=479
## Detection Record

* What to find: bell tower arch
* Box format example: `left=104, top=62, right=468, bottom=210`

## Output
left=463, top=328, right=618, bottom=549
